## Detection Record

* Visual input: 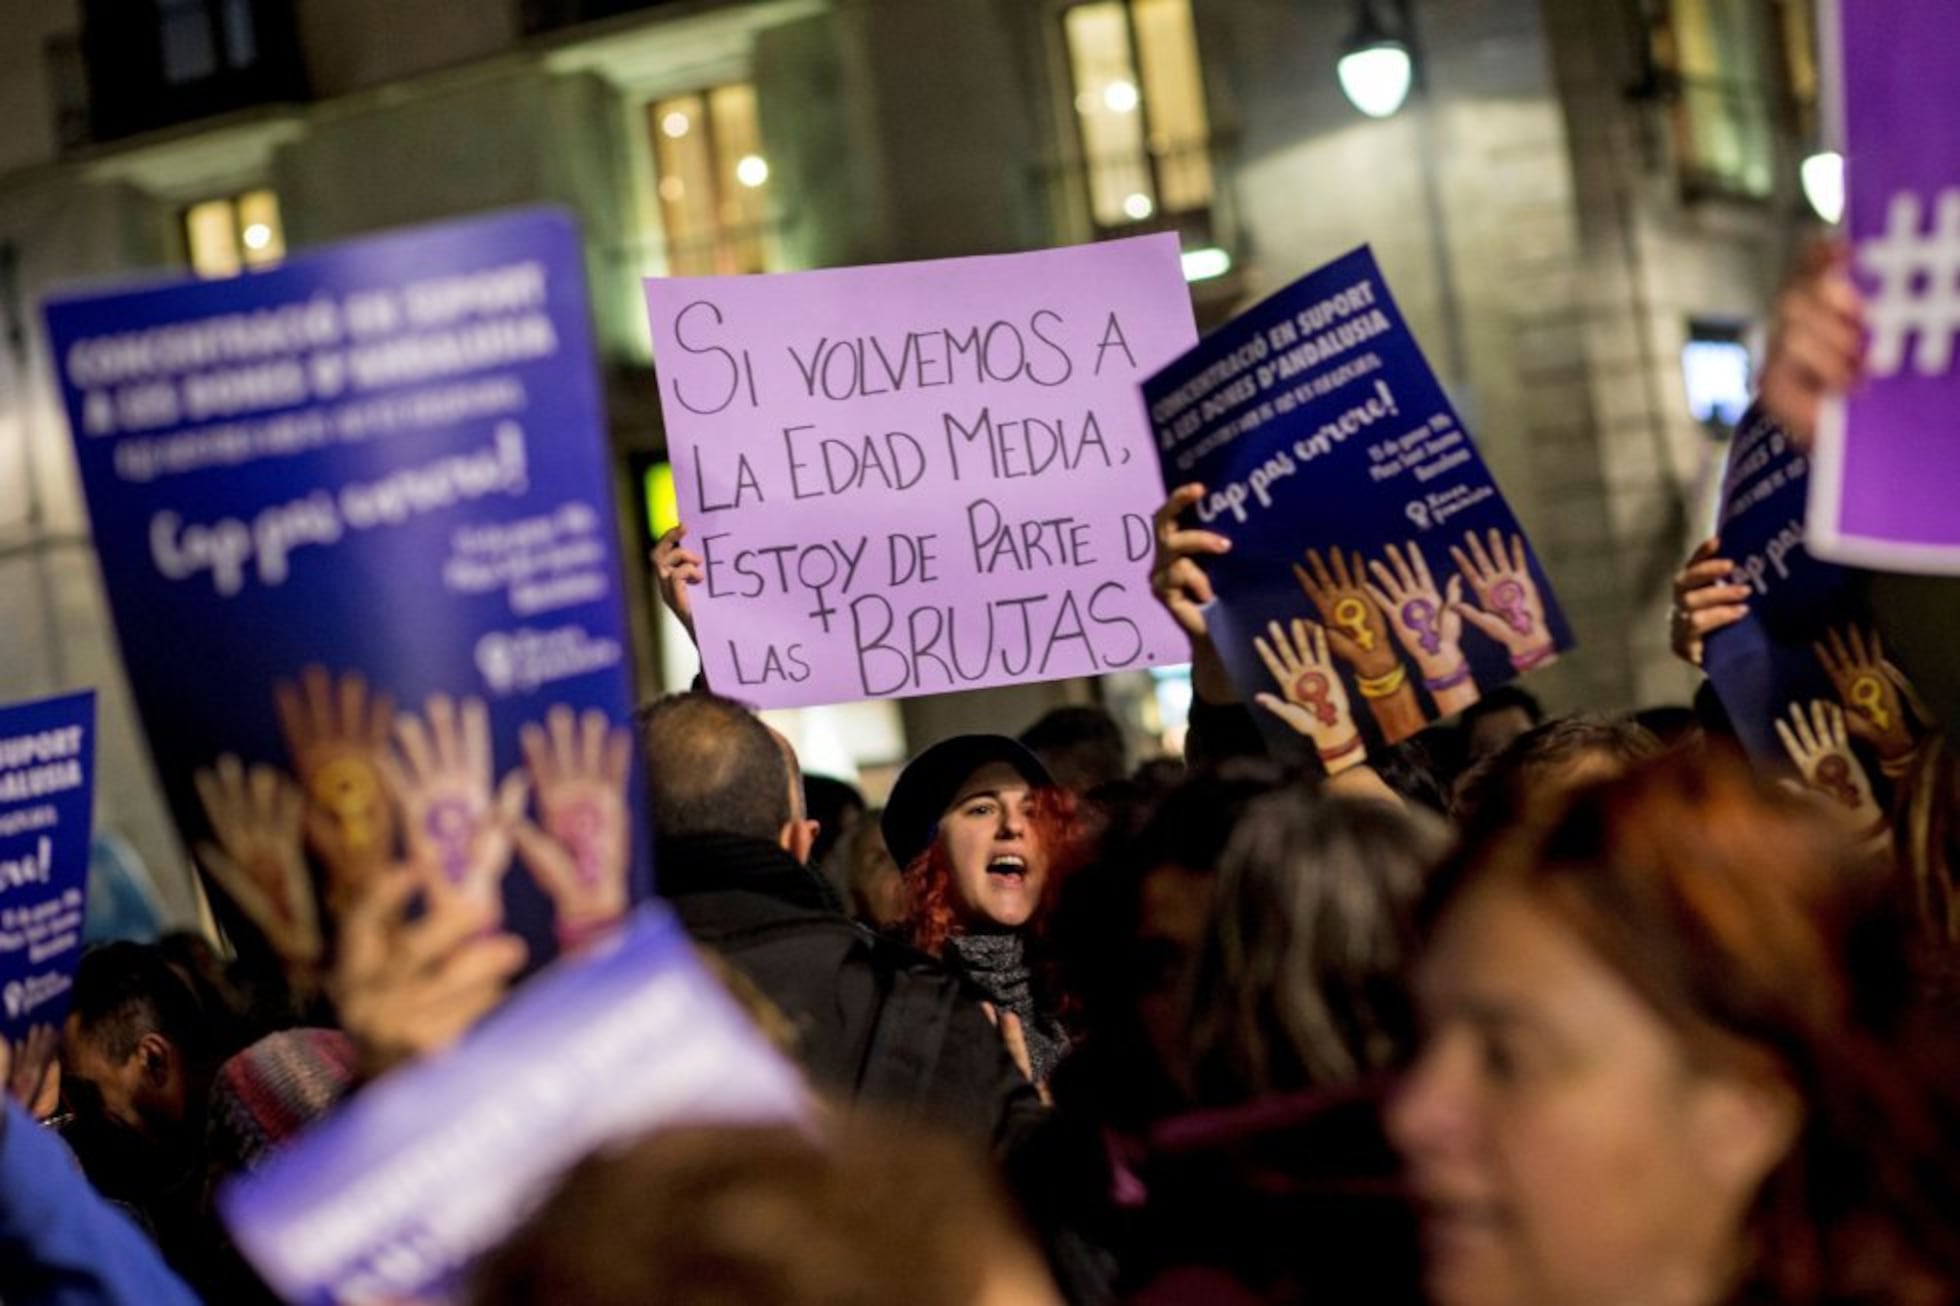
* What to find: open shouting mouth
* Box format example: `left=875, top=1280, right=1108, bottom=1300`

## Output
left=987, top=854, right=1029, bottom=883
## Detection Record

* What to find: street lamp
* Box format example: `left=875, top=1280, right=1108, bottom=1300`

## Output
left=1801, top=149, right=1845, bottom=224
left=1337, top=0, right=1414, bottom=119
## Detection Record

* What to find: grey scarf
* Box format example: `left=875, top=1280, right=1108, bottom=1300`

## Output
left=946, top=931, right=1069, bottom=1084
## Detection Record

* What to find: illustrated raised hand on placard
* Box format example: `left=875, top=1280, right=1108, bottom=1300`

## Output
left=511, top=706, right=633, bottom=950
left=381, top=694, right=524, bottom=919
left=1363, top=540, right=1480, bottom=714
left=194, top=755, right=323, bottom=982
left=1813, top=625, right=1919, bottom=764
left=1292, top=549, right=1398, bottom=678
left=1252, top=619, right=1366, bottom=773
left=1774, top=700, right=1888, bottom=843
left=274, top=665, right=398, bottom=915
left=1449, top=529, right=1558, bottom=671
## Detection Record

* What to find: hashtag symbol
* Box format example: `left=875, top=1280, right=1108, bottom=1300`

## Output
left=1860, top=188, right=1960, bottom=379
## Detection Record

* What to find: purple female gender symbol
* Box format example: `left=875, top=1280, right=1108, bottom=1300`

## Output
left=1490, top=579, right=1533, bottom=636
left=425, top=797, right=478, bottom=885
left=552, top=799, right=608, bottom=889
left=1400, top=599, right=1442, bottom=655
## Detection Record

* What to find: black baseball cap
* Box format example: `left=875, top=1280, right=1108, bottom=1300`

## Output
left=880, top=735, right=1055, bottom=870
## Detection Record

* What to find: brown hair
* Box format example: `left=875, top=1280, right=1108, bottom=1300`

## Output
left=1427, top=755, right=1960, bottom=1304
left=473, top=1121, right=1050, bottom=1306
left=901, top=785, right=1078, bottom=956
left=1186, top=793, right=1447, bottom=1105
left=1449, top=714, right=1662, bottom=834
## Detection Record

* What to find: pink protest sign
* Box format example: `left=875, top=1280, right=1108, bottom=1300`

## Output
left=644, top=236, right=1197, bottom=707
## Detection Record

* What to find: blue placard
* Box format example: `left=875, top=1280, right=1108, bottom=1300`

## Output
left=42, top=209, right=650, bottom=971
left=1144, top=247, right=1573, bottom=761
left=0, top=691, right=95, bottom=1047
left=219, top=903, right=810, bottom=1304
left=1704, top=405, right=1870, bottom=765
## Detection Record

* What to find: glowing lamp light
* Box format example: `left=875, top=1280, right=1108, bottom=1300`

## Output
left=1123, top=192, right=1155, bottom=221
left=735, top=154, right=770, bottom=188
left=1103, top=79, right=1140, bottom=114
left=1181, top=247, right=1232, bottom=282
left=242, top=222, right=272, bottom=251
left=1802, top=150, right=1846, bottom=225
left=1338, top=42, right=1414, bottom=119
left=1337, top=1, right=1415, bottom=119
left=661, top=111, right=691, bottom=139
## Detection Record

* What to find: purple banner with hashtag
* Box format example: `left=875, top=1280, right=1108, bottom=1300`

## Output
left=1809, top=0, right=1960, bottom=572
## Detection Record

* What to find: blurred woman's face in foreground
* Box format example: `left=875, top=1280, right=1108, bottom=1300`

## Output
left=1387, top=884, right=1797, bottom=1306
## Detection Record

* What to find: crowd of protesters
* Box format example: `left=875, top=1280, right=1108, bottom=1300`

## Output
left=5, top=246, right=1960, bottom=1306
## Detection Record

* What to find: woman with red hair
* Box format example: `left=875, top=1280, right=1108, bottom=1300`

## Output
left=882, top=736, right=1076, bottom=1089
left=1390, top=755, right=1960, bottom=1306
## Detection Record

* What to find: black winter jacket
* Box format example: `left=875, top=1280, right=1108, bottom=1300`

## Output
left=658, top=832, right=1041, bottom=1150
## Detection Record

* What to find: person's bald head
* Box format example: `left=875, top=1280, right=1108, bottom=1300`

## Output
left=637, top=693, right=799, bottom=845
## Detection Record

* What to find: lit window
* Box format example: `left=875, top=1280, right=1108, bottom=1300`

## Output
left=183, top=189, right=285, bottom=279
left=1658, top=0, right=1779, bottom=199
left=1063, top=0, right=1214, bottom=231
left=649, top=83, right=775, bottom=276
left=1681, top=330, right=1753, bottom=428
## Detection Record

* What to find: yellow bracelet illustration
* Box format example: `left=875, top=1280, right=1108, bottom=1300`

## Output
left=1355, top=665, right=1408, bottom=699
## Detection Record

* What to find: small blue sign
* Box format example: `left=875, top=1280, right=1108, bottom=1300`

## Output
left=0, top=690, right=96, bottom=1047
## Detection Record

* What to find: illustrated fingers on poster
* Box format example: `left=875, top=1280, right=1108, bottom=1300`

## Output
left=276, top=665, right=399, bottom=916
left=1366, top=540, right=1479, bottom=715
left=1252, top=619, right=1365, bottom=773
left=384, top=695, right=516, bottom=917
left=1451, top=530, right=1557, bottom=671
left=1816, top=624, right=1914, bottom=760
left=194, top=755, right=323, bottom=978
left=512, top=706, right=631, bottom=950
left=1292, top=549, right=1395, bottom=677
left=1779, top=699, right=1885, bottom=836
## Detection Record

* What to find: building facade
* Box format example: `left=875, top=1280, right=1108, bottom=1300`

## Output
left=0, top=0, right=1824, bottom=918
